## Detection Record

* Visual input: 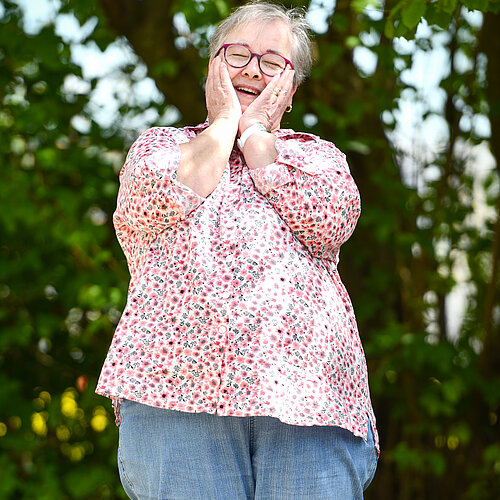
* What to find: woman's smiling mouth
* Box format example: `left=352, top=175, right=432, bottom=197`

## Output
left=235, top=85, right=260, bottom=96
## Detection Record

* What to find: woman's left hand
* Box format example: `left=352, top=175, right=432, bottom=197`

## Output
left=239, top=69, right=295, bottom=135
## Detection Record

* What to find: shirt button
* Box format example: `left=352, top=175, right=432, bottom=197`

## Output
left=218, top=325, right=228, bottom=334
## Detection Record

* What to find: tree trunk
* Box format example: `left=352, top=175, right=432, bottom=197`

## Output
left=98, top=0, right=207, bottom=125
left=478, top=10, right=500, bottom=378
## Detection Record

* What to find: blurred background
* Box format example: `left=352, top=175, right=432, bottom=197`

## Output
left=1, top=0, right=499, bottom=498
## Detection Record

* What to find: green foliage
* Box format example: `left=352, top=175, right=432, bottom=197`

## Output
left=385, top=0, right=500, bottom=38
left=0, top=0, right=499, bottom=498
left=0, top=0, right=128, bottom=497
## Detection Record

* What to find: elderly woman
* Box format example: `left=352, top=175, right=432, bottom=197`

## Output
left=97, top=2, right=378, bottom=499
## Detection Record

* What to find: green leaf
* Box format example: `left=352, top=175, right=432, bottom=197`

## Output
left=64, top=465, right=112, bottom=498
left=440, top=0, right=458, bottom=14
left=426, top=5, right=454, bottom=29
left=153, top=60, right=179, bottom=78
left=426, top=450, right=447, bottom=476
left=402, top=0, right=427, bottom=29
left=0, top=454, right=20, bottom=497
left=214, top=0, right=229, bottom=17
left=384, top=19, right=396, bottom=38
left=345, top=36, right=361, bottom=49
left=351, top=0, right=380, bottom=13
left=462, top=0, right=490, bottom=11
left=392, top=441, right=424, bottom=471
left=484, top=443, right=500, bottom=463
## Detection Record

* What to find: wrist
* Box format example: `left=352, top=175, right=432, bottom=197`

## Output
left=206, top=117, right=238, bottom=143
left=238, top=118, right=265, bottom=137
left=237, top=123, right=270, bottom=151
left=210, top=116, right=239, bottom=129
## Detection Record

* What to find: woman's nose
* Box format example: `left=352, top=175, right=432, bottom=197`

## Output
left=242, top=55, right=262, bottom=79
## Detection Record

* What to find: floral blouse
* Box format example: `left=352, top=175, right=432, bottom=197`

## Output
left=96, top=123, right=379, bottom=451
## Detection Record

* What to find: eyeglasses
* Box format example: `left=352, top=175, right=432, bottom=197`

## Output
left=217, top=43, right=293, bottom=77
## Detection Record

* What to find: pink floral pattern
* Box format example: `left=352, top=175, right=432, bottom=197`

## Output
left=96, top=123, right=379, bottom=451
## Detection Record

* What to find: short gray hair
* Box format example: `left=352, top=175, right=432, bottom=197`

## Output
left=209, top=1, right=313, bottom=87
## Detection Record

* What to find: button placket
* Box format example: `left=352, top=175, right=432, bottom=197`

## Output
left=214, top=180, right=241, bottom=411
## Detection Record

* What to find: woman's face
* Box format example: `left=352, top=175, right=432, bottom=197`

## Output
left=221, top=20, right=293, bottom=112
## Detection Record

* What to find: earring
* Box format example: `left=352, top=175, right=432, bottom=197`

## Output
left=285, top=105, right=293, bottom=113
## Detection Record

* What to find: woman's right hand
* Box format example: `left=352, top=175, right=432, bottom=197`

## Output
left=177, top=57, right=241, bottom=198
left=206, top=56, right=241, bottom=127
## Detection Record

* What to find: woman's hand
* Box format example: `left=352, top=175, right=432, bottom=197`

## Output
left=239, top=68, right=295, bottom=135
left=176, top=57, right=242, bottom=198
left=206, top=56, right=241, bottom=127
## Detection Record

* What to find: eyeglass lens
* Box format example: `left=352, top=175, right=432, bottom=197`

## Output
left=224, top=45, right=287, bottom=76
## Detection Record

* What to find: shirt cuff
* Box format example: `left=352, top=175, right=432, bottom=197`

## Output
left=249, top=137, right=320, bottom=195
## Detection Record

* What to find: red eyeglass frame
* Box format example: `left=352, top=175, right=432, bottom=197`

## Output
left=216, top=43, right=294, bottom=75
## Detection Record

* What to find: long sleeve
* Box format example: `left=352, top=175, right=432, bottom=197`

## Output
left=113, top=127, right=205, bottom=236
left=248, top=133, right=361, bottom=261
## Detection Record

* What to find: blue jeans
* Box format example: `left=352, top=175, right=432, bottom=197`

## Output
left=117, top=400, right=377, bottom=500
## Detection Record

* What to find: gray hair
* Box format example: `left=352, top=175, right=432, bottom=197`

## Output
left=209, top=1, right=313, bottom=87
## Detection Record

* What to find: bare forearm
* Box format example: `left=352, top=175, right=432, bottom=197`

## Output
left=242, top=130, right=278, bottom=170
left=178, top=118, right=238, bottom=197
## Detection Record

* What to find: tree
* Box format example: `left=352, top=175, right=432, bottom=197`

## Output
left=0, top=1, right=129, bottom=497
